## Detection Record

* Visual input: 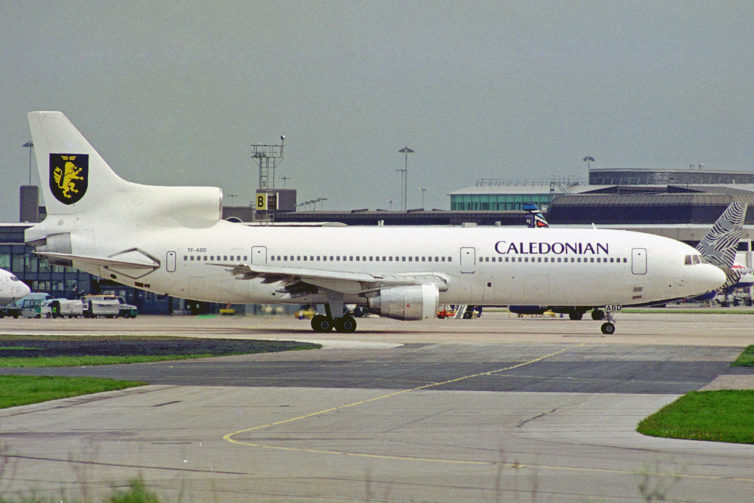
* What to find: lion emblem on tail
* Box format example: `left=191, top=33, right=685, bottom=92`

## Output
left=49, top=154, right=89, bottom=204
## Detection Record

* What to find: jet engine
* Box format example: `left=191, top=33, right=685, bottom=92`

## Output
left=366, top=284, right=439, bottom=320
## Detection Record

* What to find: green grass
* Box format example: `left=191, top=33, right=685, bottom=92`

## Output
left=732, top=345, right=754, bottom=367
left=623, top=308, right=754, bottom=314
left=0, top=375, right=145, bottom=409
left=0, top=477, right=163, bottom=503
left=637, top=390, right=754, bottom=444
left=0, top=354, right=218, bottom=368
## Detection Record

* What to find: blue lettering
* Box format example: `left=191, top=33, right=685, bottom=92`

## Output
left=494, top=240, right=609, bottom=255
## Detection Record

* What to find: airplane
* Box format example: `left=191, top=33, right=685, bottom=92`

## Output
left=687, top=262, right=754, bottom=304
left=717, top=263, right=754, bottom=305
left=523, top=203, right=549, bottom=228
left=0, top=268, right=31, bottom=305
left=24, top=111, right=728, bottom=335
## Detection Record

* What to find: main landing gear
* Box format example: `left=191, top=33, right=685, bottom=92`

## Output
left=310, top=299, right=357, bottom=333
left=311, top=314, right=357, bottom=333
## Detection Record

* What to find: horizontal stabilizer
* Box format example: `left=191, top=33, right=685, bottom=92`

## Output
left=37, top=250, right=160, bottom=280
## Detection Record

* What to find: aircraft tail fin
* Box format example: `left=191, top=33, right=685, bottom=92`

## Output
left=523, top=203, right=549, bottom=228
left=28, top=111, right=130, bottom=216
left=26, top=112, right=222, bottom=230
left=696, top=202, right=747, bottom=288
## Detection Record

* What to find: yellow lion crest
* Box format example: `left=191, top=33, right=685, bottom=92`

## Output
left=53, top=155, right=84, bottom=199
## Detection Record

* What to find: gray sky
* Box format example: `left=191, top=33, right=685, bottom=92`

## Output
left=1, top=0, right=752, bottom=221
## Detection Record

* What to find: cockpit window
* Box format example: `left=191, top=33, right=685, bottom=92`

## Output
left=685, top=254, right=703, bottom=265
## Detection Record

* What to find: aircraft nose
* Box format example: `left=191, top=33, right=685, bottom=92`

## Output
left=697, top=265, right=726, bottom=292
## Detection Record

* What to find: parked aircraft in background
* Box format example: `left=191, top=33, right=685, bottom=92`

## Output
left=24, top=112, right=728, bottom=334
left=0, top=268, right=30, bottom=305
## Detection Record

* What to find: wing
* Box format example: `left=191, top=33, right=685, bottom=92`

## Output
left=210, top=262, right=449, bottom=296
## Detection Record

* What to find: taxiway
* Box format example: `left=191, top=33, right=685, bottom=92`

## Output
left=1, top=312, right=753, bottom=502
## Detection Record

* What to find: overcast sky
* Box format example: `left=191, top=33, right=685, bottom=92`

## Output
left=1, top=0, right=751, bottom=221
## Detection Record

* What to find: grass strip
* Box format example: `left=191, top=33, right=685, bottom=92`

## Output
left=732, top=345, right=754, bottom=367
left=637, top=390, right=754, bottom=444
left=0, top=375, right=144, bottom=409
left=622, top=308, right=754, bottom=314
left=0, top=354, right=218, bottom=368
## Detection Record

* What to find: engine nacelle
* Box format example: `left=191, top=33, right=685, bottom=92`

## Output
left=367, top=284, right=439, bottom=320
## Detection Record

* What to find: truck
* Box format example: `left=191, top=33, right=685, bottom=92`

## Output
left=40, top=298, right=86, bottom=318
left=83, top=295, right=138, bottom=318
left=0, top=303, right=22, bottom=318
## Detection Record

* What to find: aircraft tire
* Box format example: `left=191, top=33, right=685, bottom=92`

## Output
left=600, top=322, right=615, bottom=335
left=335, top=316, right=357, bottom=333
left=311, top=315, right=333, bottom=333
left=569, top=311, right=583, bottom=320
left=591, top=309, right=605, bottom=320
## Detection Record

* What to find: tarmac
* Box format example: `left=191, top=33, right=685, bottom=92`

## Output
left=1, top=310, right=753, bottom=502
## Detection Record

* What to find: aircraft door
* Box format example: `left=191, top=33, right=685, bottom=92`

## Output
left=460, top=247, right=476, bottom=274
left=632, top=248, right=647, bottom=275
left=166, top=251, right=176, bottom=272
left=251, top=246, right=268, bottom=265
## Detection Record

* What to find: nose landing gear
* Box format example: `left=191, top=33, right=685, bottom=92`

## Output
left=599, top=308, right=618, bottom=335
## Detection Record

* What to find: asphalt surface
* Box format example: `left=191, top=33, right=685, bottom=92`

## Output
left=1, top=312, right=753, bottom=502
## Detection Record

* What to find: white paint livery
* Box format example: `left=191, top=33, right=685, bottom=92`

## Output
left=0, top=268, right=30, bottom=305
left=25, top=112, right=726, bottom=333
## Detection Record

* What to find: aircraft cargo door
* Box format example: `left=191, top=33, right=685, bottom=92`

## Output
left=460, top=247, right=476, bottom=274
left=632, top=248, right=647, bottom=275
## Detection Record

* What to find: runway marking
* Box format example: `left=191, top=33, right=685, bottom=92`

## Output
left=222, top=342, right=754, bottom=484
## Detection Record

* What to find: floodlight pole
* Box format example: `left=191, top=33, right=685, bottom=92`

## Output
left=398, top=146, right=414, bottom=210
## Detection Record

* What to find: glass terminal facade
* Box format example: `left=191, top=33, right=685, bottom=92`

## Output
left=450, top=193, right=552, bottom=211
left=0, top=226, right=92, bottom=298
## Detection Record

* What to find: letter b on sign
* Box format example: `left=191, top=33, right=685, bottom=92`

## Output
left=255, top=193, right=267, bottom=210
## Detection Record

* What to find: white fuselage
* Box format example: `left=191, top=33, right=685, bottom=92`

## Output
left=62, top=219, right=722, bottom=308
left=0, top=269, right=30, bottom=305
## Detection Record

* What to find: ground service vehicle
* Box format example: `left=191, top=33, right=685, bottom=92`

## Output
left=40, top=299, right=86, bottom=318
